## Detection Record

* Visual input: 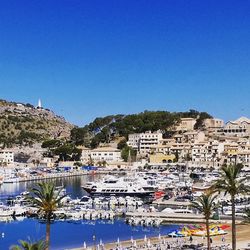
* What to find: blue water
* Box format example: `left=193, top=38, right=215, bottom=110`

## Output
left=0, top=176, right=179, bottom=250
left=0, top=218, right=179, bottom=250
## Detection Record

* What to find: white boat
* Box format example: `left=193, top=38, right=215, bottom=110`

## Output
left=0, top=204, right=14, bottom=217
left=82, top=176, right=154, bottom=197
left=0, top=176, right=3, bottom=185
left=78, top=196, right=93, bottom=206
left=162, top=207, right=193, bottom=214
left=3, top=177, right=20, bottom=183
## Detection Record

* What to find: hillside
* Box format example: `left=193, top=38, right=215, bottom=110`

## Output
left=0, top=99, right=74, bottom=147
left=70, top=110, right=213, bottom=148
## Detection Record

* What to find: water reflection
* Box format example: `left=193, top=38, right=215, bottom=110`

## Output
left=0, top=175, right=177, bottom=250
left=0, top=174, right=103, bottom=199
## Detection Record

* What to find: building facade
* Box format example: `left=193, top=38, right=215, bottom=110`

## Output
left=0, top=150, right=14, bottom=164
left=81, top=147, right=122, bottom=164
left=223, top=117, right=250, bottom=137
left=175, top=118, right=196, bottom=131
left=127, top=131, right=163, bottom=156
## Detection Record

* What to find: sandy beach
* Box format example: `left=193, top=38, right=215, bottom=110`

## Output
left=71, top=224, right=250, bottom=250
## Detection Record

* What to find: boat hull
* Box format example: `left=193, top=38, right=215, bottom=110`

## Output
left=82, top=188, right=154, bottom=198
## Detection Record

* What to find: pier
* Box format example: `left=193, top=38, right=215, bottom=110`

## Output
left=153, top=197, right=191, bottom=208
left=126, top=211, right=208, bottom=224
left=4, top=170, right=123, bottom=183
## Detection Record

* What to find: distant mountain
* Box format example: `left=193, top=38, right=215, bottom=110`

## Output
left=0, top=99, right=74, bottom=147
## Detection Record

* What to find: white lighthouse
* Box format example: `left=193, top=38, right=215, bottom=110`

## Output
left=37, top=99, right=42, bottom=109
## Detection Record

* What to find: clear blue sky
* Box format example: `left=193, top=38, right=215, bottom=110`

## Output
left=0, top=0, right=250, bottom=126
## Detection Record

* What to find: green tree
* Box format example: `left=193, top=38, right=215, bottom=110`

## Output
left=214, top=164, right=250, bottom=250
left=27, top=183, right=66, bottom=250
left=53, top=144, right=74, bottom=161
left=70, top=127, right=89, bottom=146
left=10, top=239, right=47, bottom=250
left=41, top=140, right=61, bottom=149
left=191, top=192, right=217, bottom=250
left=194, top=112, right=212, bottom=130
left=121, top=146, right=137, bottom=162
left=117, top=139, right=127, bottom=150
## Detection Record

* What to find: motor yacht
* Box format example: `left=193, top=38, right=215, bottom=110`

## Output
left=82, top=175, right=154, bottom=197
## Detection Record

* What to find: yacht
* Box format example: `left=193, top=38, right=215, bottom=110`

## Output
left=161, top=207, right=193, bottom=214
left=3, top=175, right=20, bottom=183
left=82, top=176, right=154, bottom=197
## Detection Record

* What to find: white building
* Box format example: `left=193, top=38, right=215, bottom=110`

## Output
left=127, top=131, right=163, bottom=155
left=237, top=151, right=250, bottom=168
left=0, top=150, right=14, bottom=164
left=223, top=117, right=250, bottom=137
left=81, top=147, right=122, bottom=163
left=191, top=141, right=224, bottom=167
left=127, top=134, right=141, bottom=149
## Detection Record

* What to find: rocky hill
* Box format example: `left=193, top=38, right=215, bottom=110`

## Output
left=0, top=99, right=74, bottom=147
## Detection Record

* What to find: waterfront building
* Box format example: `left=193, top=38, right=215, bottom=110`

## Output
left=81, top=147, right=122, bottom=164
left=40, top=157, right=56, bottom=167
left=149, top=152, right=175, bottom=163
left=0, top=150, right=14, bottom=165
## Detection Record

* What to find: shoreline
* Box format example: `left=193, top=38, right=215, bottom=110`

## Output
left=2, top=170, right=122, bottom=183
left=70, top=224, right=250, bottom=250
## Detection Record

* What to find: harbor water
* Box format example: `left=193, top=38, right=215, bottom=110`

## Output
left=0, top=175, right=178, bottom=250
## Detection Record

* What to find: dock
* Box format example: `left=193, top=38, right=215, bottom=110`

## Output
left=5, top=170, right=123, bottom=183
left=126, top=211, right=207, bottom=224
left=153, top=197, right=191, bottom=208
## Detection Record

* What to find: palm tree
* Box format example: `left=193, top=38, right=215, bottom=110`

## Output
left=10, top=238, right=47, bottom=250
left=27, top=182, right=66, bottom=250
left=191, top=192, right=218, bottom=250
left=214, top=164, right=250, bottom=250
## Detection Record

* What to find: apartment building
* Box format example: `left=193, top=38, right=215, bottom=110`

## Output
left=191, top=141, right=224, bottom=166
left=127, top=130, right=163, bottom=155
left=81, top=147, right=122, bottom=163
left=237, top=151, right=250, bottom=168
left=0, top=150, right=14, bottom=164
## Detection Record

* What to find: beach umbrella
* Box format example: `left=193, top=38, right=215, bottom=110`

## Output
left=83, top=241, right=86, bottom=249
left=133, top=240, right=137, bottom=247
left=131, top=236, right=134, bottom=244
left=147, top=239, right=151, bottom=247
left=158, top=233, right=161, bottom=240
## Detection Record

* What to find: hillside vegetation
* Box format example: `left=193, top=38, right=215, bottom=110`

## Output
left=70, top=110, right=212, bottom=148
left=0, top=99, right=74, bottom=148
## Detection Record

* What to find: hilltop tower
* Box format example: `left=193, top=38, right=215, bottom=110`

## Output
left=37, top=99, right=42, bottom=108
